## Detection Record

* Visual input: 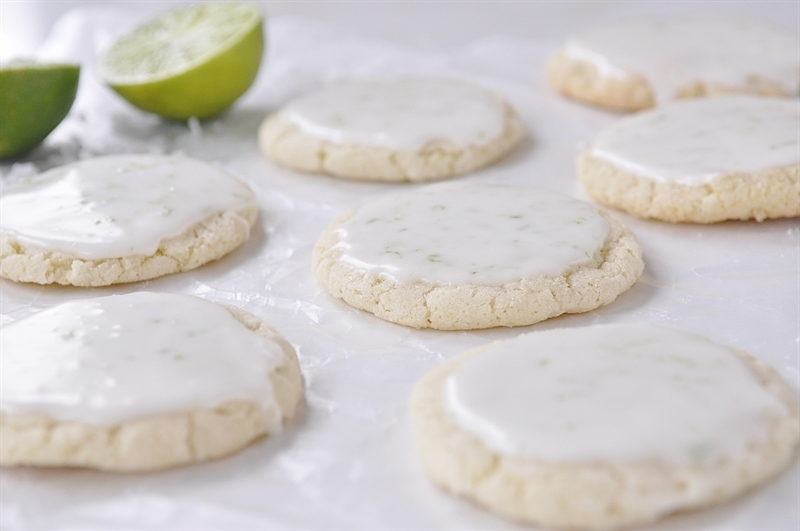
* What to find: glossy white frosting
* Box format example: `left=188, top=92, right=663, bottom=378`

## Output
left=279, top=78, right=508, bottom=150
left=445, top=324, right=788, bottom=465
left=0, top=155, right=257, bottom=259
left=0, top=292, right=286, bottom=427
left=334, top=182, right=610, bottom=285
left=565, top=18, right=800, bottom=101
left=590, top=96, right=800, bottom=184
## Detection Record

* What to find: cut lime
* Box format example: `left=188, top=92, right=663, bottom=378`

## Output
left=96, top=2, right=264, bottom=121
left=0, top=62, right=80, bottom=159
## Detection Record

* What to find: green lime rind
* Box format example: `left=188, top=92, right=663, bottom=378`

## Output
left=0, top=64, right=80, bottom=159
left=97, top=3, right=265, bottom=121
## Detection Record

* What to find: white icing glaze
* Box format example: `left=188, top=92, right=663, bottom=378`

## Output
left=334, top=182, right=610, bottom=285
left=445, top=324, right=789, bottom=465
left=590, top=96, right=800, bottom=184
left=0, top=155, right=257, bottom=259
left=0, top=292, right=286, bottom=427
left=565, top=18, right=800, bottom=101
left=279, top=77, right=508, bottom=150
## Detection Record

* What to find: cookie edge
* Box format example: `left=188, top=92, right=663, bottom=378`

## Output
left=0, top=205, right=259, bottom=287
left=546, top=48, right=796, bottom=112
left=578, top=151, right=800, bottom=223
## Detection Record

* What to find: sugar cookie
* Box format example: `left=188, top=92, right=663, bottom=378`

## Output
left=578, top=96, right=800, bottom=223
left=258, top=77, right=525, bottom=182
left=0, top=155, right=258, bottom=286
left=0, top=292, right=303, bottom=471
left=312, top=182, right=643, bottom=330
left=410, top=324, right=800, bottom=530
left=547, top=18, right=799, bottom=111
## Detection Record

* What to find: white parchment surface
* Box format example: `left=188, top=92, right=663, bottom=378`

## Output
left=1, top=7, right=798, bottom=530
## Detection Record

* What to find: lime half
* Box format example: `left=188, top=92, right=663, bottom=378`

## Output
left=0, top=62, right=80, bottom=159
left=97, top=2, right=264, bottom=120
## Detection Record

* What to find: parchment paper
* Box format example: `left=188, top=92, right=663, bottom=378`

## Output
left=1, top=7, right=798, bottom=530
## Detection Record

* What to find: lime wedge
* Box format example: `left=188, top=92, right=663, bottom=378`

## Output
left=0, top=62, right=80, bottom=159
left=97, top=2, right=264, bottom=120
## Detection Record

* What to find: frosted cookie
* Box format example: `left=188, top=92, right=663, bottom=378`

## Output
left=547, top=18, right=799, bottom=111
left=0, top=292, right=304, bottom=471
left=312, top=182, right=643, bottom=330
left=258, top=77, right=525, bottom=182
left=0, top=155, right=258, bottom=286
left=410, top=324, right=800, bottom=530
left=578, top=96, right=800, bottom=223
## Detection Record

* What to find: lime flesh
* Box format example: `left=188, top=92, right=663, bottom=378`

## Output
left=0, top=63, right=80, bottom=159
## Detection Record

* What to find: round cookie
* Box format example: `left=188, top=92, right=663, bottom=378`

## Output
left=547, top=18, right=799, bottom=111
left=312, top=182, right=643, bottom=330
left=410, top=324, right=800, bottom=530
left=578, top=96, right=800, bottom=223
left=0, top=292, right=304, bottom=471
left=258, top=77, right=525, bottom=182
left=0, top=155, right=258, bottom=286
